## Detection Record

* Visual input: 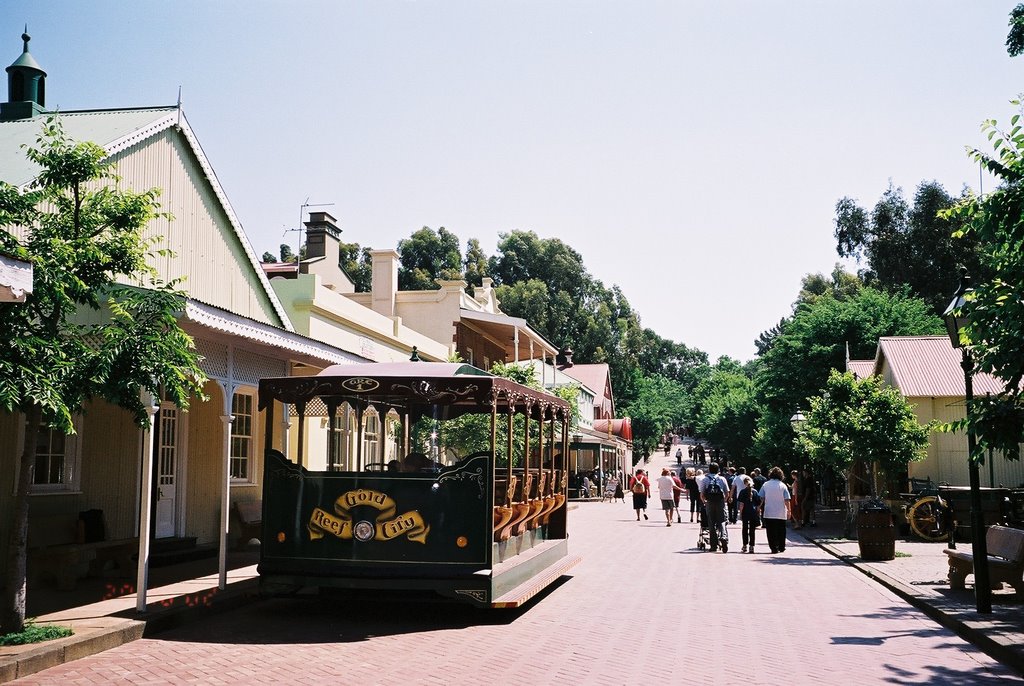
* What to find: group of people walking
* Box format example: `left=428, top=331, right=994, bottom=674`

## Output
left=627, top=460, right=817, bottom=555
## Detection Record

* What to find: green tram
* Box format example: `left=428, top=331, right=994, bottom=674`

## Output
left=256, top=362, right=580, bottom=607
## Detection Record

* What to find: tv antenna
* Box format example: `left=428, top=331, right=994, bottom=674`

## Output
left=283, top=199, right=334, bottom=270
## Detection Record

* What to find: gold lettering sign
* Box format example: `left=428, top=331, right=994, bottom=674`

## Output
left=308, top=488, right=430, bottom=544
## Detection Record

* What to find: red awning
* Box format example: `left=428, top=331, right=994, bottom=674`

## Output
left=593, top=418, right=631, bottom=440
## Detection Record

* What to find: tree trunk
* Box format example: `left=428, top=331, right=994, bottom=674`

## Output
left=842, top=467, right=856, bottom=538
left=2, top=405, right=39, bottom=634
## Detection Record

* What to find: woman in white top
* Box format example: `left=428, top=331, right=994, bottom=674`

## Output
left=757, top=466, right=792, bottom=553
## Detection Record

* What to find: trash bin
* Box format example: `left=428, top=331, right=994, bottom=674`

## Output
left=857, top=499, right=895, bottom=561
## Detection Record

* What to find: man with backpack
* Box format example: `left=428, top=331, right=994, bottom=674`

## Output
left=700, top=462, right=731, bottom=552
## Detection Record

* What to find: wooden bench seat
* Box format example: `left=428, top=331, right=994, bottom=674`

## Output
left=233, top=500, right=262, bottom=549
left=944, top=525, right=1024, bottom=595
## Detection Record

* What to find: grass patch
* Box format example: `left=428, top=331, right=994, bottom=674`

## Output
left=894, top=551, right=912, bottom=558
left=0, top=621, right=73, bottom=646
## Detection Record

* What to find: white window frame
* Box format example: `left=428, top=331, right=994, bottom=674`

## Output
left=230, top=390, right=256, bottom=483
left=16, top=415, right=84, bottom=495
left=363, top=407, right=380, bottom=465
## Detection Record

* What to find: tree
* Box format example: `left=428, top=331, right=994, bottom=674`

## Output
left=688, top=358, right=757, bottom=461
left=338, top=240, right=372, bottom=292
left=462, top=237, right=489, bottom=294
left=279, top=243, right=294, bottom=262
left=621, top=372, right=687, bottom=458
left=0, top=119, right=206, bottom=633
left=834, top=181, right=981, bottom=314
left=397, top=226, right=463, bottom=290
left=261, top=251, right=276, bottom=263
left=752, top=284, right=942, bottom=466
left=798, top=371, right=931, bottom=526
left=1008, top=3, right=1024, bottom=56
left=942, top=101, right=1024, bottom=459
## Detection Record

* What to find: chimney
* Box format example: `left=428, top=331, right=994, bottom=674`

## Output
left=304, top=211, right=340, bottom=262
left=560, top=347, right=574, bottom=367
left=370, top=249, right=399, bottom=318
left=2, top=30, right=47, bottom=122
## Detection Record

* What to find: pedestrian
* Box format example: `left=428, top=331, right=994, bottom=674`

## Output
left=656, top=468, right=678, bottom=527
left=614, top=476, right=625, bottom=503
left=790, top=470, right=802, bottom=529
left=725, top=466, right=738, bottom=524
left=730, top=466, right=747, bottom=524
left=700, top=462, right=730, bottom=553
left=758, top=466, right=792, bottom=553
left=629, top=468, right=650, bottom=521
left=671, top=469, right=684, bottom=523
left=737, top=475, right=762, bottom=553
left=751, top=467, right=766, bottom=491
left=675, top=447, right=683, bottom=465
left=685, top=467, right=700, bottom=522
left=800, top=468, right=817, bottom=527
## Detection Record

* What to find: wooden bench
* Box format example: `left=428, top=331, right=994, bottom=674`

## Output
left=233, top=500, right=262, bottom=549
left=944, top=525, right=1024, bottom=595
left=28, top=513, right=136, bottom=591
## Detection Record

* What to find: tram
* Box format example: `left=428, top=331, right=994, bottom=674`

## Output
left=256, top=361, right=580, bottom=607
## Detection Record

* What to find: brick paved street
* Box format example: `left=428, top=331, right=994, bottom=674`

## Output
left=12, top=462, right=1023, bottom=685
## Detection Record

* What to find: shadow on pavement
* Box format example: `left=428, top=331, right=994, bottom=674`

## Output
left=150, top=576, right=573, bottom=645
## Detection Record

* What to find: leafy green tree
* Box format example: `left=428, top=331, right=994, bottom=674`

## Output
left=0, top=119, right=206, bottom=633
left=621, top=372, right=687, bottom=459
left=688, top=358, right=757, bottom=461
left=834, top=181, right=981, bottom=314
left=942, top=101, right=1024, bottom=459
left=397, top=226, right=462, bottom=290
left=798, top=371, right=931, bottom=524
left=338, top=240, right=372, bottom=292
left=752, top=285, right=942, bottom=466
left=261, top=251, right=276, bottom=263
left=1008, top=3, right=1024, bottom=56
left=279, top=243, right=295, bottom=262
left=463, top=237, right=489, bottom=293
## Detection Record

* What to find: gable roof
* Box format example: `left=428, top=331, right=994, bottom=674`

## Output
left=847, top=359, right=875, bottom=380
left=0, top=106, right=294, bottom=331
left=875, top=336, right=1005, bottom=397
left=559, top=363, right=614, bottom=415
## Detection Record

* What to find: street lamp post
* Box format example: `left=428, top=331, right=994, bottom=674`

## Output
left=943, top=272, right=992, bottom=614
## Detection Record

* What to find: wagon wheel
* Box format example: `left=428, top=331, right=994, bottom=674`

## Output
left=907, top=496, right=948, bottom=542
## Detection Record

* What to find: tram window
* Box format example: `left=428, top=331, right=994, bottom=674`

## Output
left=363, top=408, right=380, bottom=464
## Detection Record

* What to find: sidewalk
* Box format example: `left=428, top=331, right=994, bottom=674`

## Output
left=800, top=506, right=1024, bottom=674
left=0, top=555, right=259, bottom=682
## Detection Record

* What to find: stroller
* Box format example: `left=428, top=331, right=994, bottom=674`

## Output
left=696, top=503, right=710, bottom=551
left=696, top=503, right=728, bottom=552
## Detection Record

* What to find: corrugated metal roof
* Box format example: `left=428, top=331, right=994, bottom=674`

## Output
left=847, top=359, right=875, bottom=379
left=559, top=363, right=615, bottom=415
left=1, top=107, right=294, bottom=332
left=878, top=336, right=1006, bottom=397
left=182, top=300, right=366, bottom=366
left=0, top=107, right=178, bottom=186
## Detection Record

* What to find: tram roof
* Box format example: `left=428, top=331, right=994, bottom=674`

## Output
left=258, top=361, right=571, bottom=415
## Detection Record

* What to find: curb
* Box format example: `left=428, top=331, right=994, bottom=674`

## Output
left=806, top=532, right=1024, bottom=676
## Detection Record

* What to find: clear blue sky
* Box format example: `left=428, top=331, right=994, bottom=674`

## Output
left=4, top=2, right=1019, bottom=362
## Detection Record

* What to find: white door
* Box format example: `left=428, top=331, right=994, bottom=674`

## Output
left=154, top=404, right=178, bottom=539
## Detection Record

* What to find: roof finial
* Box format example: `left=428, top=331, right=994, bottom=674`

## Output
left=22, top=26, right=30, bottom=51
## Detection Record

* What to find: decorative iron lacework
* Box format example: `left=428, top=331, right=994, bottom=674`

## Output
left=289, top=397, right=329, bottom=418
left=195, top=338, right=228, bottom=379
left=234, top=348, right=286, bottom=386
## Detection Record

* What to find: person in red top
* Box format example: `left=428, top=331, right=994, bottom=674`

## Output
left=629, top=468, right=651, bottom=521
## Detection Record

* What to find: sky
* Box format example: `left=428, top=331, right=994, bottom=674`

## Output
left=4, top=1, right=1020, bottom=362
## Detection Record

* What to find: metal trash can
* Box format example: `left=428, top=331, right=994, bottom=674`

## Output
left=857, top=499, right=895, bottom=561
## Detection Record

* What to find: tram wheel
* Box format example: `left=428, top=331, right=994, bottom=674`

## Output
left=908, top=496, right=948, bottom=542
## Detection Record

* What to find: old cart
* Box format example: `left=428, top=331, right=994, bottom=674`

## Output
left=256, top=362, right=579, bottom=607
